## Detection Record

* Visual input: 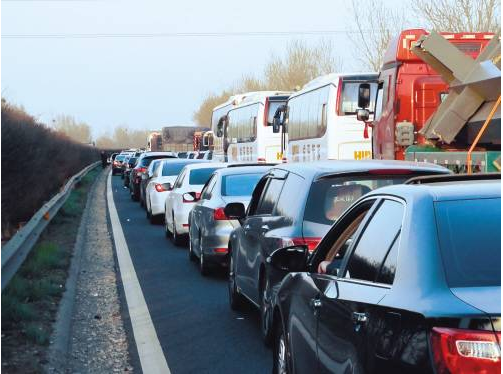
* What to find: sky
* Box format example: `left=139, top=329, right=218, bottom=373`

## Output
left=2, top=0, right=406, bottom=139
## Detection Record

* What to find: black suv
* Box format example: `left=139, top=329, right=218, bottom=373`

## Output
left=224, top=160, right=450, bottom=344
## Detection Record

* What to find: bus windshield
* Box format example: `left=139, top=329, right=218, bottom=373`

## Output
left=339, top=81, right=378, bottom=115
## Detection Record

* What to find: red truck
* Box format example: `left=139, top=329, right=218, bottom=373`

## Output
left=364, top=28, right=497, bottom=171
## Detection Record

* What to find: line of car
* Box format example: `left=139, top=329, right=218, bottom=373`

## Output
left=112, top=149, right=501, bottom=374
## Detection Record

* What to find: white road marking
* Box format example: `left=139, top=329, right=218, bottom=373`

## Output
left=107, top=172, right=171, bottom=374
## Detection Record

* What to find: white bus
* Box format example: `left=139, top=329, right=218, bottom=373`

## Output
left=225, top=91, right=290, bottom=163
left=282, top=73, right=378, bottom=162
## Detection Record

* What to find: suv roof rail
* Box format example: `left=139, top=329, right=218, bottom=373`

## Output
left=405, top=173, right=501, bottom=184
left=227, top=163, right=278, bottom=168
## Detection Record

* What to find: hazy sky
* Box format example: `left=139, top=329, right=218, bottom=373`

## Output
left=2, top=0, right=405, bottom=138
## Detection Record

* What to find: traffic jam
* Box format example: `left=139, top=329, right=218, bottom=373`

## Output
left=110, top=29, right=501, bottom=374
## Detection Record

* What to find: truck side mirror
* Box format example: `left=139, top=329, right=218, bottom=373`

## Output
left=358, top=83, right=371, bottom=109
left=272, top=117, right=281, bottom=133
left=357, top=108, right=370, bottom=122
left=216, top=116, right=226, bottom=137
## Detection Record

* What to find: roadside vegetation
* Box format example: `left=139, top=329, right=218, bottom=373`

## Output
left=1, top=167, right=100, bottom=373
left=1, top=100, right=100, bottom=240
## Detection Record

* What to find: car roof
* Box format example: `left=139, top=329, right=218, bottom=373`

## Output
left=367, top=179, right=501, bottom=202
left=181, top=162, right=227, bottom=171
left=141, top=151, right=176, bottom=157
left=160, top=159, right=207, bottom=165
left=214, top=165, right=273, bottom=176
left=271, top=160, right=449, bottom=180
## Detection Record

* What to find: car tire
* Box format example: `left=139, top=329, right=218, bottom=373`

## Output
left=228, top=253, right=244, bottom=311
left=260, top=275, right=273, bottom=346
left=273, top=322, right=290, bottom=374
left=171, top=214, right=183, bottom=246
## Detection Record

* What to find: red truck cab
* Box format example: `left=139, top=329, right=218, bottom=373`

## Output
left=372, top=28, right=494, bottom=160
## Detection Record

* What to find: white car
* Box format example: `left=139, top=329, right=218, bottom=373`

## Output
left=164, top=162, right=227, bottom=245
left=145, top=159, right=208, bottom=223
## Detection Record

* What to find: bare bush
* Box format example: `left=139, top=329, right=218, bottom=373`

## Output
left=1, top=100, right=99, bottom=238
left=52, top=115, right=92, bottom=144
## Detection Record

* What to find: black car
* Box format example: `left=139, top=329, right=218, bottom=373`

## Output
left=269, top=175, right=501, bottom=374
left=224, top=160, right=450, bottom=344
left=130, top=152, right=177, bottom=201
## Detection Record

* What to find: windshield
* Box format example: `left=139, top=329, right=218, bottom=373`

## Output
left=162, top=162, right=192, bottom=176
left=266, top=100, right=287, bottom=126
left=435, top=198, right=501, bottom=288
left=304, top=175, right=413, bottom=226
left=140, top=155, right=173, bottom=167
left=128, top=157, right=137, bottom=166
left=116, top=155, right=126, bottom=161
left=222, top=173, right=264, bottom=196
left=189, top=167, right=220, bottom=185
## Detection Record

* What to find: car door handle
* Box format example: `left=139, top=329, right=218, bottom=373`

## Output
left=310, top=298, right=322, bottom=310
left=352, top=312, right=368, bottom=324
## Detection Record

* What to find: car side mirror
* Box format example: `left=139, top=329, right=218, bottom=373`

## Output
left=165, top=182, right=173, bottom=191
left=224, top=202, right=246, bottom=220
left=357, top=108, right=370, bottom=122
left=267, top=245, right=308, bottom=272
left=358, top=83, right=371, bottom=109
left=183, top=192, right=198, bottom=202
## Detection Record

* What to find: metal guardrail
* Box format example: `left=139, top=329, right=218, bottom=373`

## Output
left=1, top=161, right=100, bottom=291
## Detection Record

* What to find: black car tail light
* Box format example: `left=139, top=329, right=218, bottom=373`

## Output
left=431, top=327, right=501, bottom=374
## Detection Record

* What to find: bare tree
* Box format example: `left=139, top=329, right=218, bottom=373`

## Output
left=52, top=114, right=92, bottom=144
left=347, top=0, right=408, bottom=71
left=264, top=40, right=340, bottom=90
left=414, top=0, right=500, bottom=33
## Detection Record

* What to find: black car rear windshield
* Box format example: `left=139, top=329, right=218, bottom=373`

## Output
left=139, top=155, right=174, bottom=167
left=116, top=155, right=126, bottom=161
left=128, top=157, right=137, bottom=166
left=304, top=175, right=413, bottom=226
left=435, top=198, right=501, bottom=288
left=162, top=162, right=193, bottom=176
left=189, top=168, right=220, bottom=185
left=222, top=173, right=264, bottom=196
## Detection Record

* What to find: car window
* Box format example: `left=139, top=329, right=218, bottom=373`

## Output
left=254, top=178, right=285, bottom=216
left=174, top=169, right=187, bottom=189
left=435, top=198, right=501, bottom=288
left=162, top=162, right=191, bottom=176
left=344, top=199, right=404, bottom=283
left=247, top=178, right=269, bottom=216
left=221, top=173, right=264, bottom=197
left=304, top=175, right=414, bottom=226
left=375, top=233, right=400, bottom=285
left=201, top=175, right=217, bottom=200
left=189, top=167, right=220, bottom=185
left=274, top=173, right=305, bottom=221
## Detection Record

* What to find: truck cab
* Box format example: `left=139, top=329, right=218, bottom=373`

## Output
left=371, top=29, right=494, bottom=161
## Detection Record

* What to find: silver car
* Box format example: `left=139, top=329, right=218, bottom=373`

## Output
left=188, top=165, right=272, bottom=275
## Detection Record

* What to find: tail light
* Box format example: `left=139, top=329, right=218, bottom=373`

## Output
left=154, top=183, right=170, bottom=192
left=137, top=167, right=147, bottom=174
left=213, top=248, right=228, bottom=254
left=431, top=327, right=501, bottom=374
left=280, top=237, right=321, bottom=252
left=213, top=207, right=228, bottom=221
left=258, top=157, right=266, bottom=163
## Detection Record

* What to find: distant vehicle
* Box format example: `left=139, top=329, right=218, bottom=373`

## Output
left=161, top=126, right=209, bottom=153
left=145, top=159, right=209, bottom=223
left=195, top=151, right=213, bottom=160
left=164, top=163, right=226, bottom=245
left=130, top=152, right=177, bottom=201
left=112, top=154, right=127, bottom=175
left=177, top=152, right=189, bottom=159
left=224, top=92, right=290, bottom=164
left=108, top=152, right=118, bottom=164
left=270, top=176, right=501, bottom=374
left=123, top=157, right=138, bottom=187
left=187, top=151, right=197, bottom=159
left=188, top=165, right=273, bottom=275
left=277, top=73, right=378, bottom=163
left=224, top=160, right=450, bottom=343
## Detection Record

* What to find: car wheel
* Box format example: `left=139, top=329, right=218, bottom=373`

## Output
left=199, top=249, right=210, bottom=276
left=228, top=253, right=244, bottom=311
left=273, top=323, right=289, bottom=374
left=260, top=275, right=273, bottom=346
left=172, top=214, right=183, bottom=246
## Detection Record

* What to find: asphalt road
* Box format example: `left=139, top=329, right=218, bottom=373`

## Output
left=111, top=175, right=272, bottom=374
